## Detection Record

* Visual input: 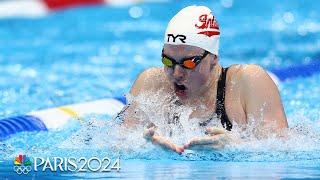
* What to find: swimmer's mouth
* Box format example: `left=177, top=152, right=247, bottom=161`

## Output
left=174, top=83, right=187, bottom=97
left=175, top=83, right=186, bottom=90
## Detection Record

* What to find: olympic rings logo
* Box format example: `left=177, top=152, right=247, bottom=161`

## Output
left=13, top=165, right=32, bottom=175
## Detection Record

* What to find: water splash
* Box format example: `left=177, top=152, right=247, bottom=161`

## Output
left=1, top=90, right=319, bottom=162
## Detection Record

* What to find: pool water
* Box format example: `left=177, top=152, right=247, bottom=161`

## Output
left=1, top=0, right=320, bottom=179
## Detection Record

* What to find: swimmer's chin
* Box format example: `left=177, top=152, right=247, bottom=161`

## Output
left=175, top=90, right=188, bottom=98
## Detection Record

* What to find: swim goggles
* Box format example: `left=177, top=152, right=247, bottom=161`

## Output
left=161, top=50, right=209, bottom=69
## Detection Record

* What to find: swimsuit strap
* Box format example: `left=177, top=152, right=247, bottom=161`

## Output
left=198, top=67, right=233, bottom=130
left=216, top=67, right=233, bottom=131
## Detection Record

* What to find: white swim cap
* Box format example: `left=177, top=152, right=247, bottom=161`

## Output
left=164, top=6, right=220, bottom=56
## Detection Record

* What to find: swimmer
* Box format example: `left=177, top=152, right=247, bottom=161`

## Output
left=121, top=6, right=288, bottom=154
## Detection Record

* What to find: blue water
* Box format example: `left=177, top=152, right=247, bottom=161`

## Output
left=1, top=0, right=320, bottom=179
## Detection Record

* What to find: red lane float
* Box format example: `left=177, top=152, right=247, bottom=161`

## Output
left=43, top=0, right=104, bottom=10
left=0, top=0, right=144, bottom=18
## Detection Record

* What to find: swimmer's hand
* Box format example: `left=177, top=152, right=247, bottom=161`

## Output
left=143, top=125, right=184, bottom=154
left=183, top=127, right=234, bottom=150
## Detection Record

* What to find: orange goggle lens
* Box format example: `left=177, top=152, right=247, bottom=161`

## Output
left=183, top=60, right=196, bottom=69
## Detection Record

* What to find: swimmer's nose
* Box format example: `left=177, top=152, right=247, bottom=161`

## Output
left=173, top=65, right=186, bottom=81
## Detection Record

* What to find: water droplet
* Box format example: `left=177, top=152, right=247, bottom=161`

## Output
left=129, top=6, right=143, bottom=19
left=221, top=0, right=233, bottom=8
left=283, top=12, right=294, bottom=24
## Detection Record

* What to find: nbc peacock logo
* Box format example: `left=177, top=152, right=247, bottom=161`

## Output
left=13, top=154, right=32, bottom=175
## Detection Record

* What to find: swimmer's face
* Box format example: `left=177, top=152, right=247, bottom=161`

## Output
left=163, top=44, right=217, bottom=99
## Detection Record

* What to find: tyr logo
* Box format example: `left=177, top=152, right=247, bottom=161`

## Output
left=195, top=14, right=220, bottom=37
left=167, top=34, right=186, bottom=43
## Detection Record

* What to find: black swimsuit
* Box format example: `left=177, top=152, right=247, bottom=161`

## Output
left=199, top=67, right=233, bottom=131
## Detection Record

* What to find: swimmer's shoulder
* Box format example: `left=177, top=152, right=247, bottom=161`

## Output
left=238, top=64, right=269, bottom=84
left=228, top=64, right=267, bottom=83
left=130, top=67, right=168, bottom=96
left=226, top=64, right=271, bottom=112
left=228, top=64, right=274, bottom=97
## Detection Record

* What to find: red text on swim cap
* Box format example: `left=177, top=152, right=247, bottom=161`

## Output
left=195, top=14, right=220, bottom=37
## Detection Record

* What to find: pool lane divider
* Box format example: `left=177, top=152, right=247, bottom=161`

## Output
left=270, top=59, right=320, bottom=81
left=0, top=98, right=125, bottom=140
left=58, top=107, right=85, bottom=124
left=0, top=0, right=146, bottom=18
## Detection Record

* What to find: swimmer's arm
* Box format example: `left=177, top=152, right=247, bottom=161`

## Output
left=122, top=68, right=164, bottom=127
left=120, top=103, right=141, bottom=128
left=130, top=67, right=163, bottom=96
left=240, top=65, right=288, bottom=133
left=121, top=68, right=158, bottom=127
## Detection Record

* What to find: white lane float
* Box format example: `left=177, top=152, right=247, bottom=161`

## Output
left=0, top=98, right=125, bottom=140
